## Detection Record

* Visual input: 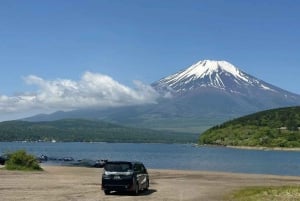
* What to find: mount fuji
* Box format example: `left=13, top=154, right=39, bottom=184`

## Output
left=25, top=60, right=300, bottom=133
left=153, top=60, right=298, bottom=100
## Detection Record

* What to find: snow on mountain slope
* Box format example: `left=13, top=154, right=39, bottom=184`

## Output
left=152, top=60, right=288, bottom=97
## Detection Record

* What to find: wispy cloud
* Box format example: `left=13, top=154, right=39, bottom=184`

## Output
left=0, top=72, right=160, bottom=121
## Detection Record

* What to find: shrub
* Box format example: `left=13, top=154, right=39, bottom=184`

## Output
left=5, top=150, right=42, bottom=171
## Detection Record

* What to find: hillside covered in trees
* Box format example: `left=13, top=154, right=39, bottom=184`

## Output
left=0, top=119, right=197, bottom=143
left=199, top=106, right=300, bottom=148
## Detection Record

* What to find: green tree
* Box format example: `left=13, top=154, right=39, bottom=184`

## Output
left=287, top=118, right=298, bottom=131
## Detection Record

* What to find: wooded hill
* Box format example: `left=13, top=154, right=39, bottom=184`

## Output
left=199, top=106, right=300, bottom=148
left=0, top=119, right=197, bottom=143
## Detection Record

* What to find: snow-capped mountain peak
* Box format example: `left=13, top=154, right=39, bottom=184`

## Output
left=179, top=60, right=247, bottom=81
left=152, top=60, right=278, bottom=95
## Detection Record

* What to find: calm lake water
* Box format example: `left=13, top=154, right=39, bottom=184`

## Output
left=1, top=142, right=300, bottom=176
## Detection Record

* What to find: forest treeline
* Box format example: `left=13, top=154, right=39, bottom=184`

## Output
left=0, top=119, right=197, bottom=143
left=199, top=106, right=300, bottom=148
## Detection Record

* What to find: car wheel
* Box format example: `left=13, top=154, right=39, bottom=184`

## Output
left=145, top=179, right=149, bottom=191
left=104, top=190, right=110, bottom=195
left=134, top=182, right=139, bottom=195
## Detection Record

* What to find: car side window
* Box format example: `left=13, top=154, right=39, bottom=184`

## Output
left=134, top=164, right=139, bottom=173
left=134, top=164, right=147, bottom=174
left=134, top=164, right=146, bottom=174
left=141, top=165, right=147, bottom=174
left=138, top=165, right=142, bottom=173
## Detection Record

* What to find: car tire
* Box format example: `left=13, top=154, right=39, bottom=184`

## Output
left=134, top=182, right=139, bottom=195
left=145, top=179, right=149, bottom=191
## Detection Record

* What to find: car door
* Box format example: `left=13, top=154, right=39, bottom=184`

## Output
left=133, top=163, right=148, bottom=190
left=138, top=164, right=148, bottom=189
left=133, top=164, right=141, bottom=188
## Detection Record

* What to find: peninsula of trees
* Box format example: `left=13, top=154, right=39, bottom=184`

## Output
left=199, top=106, right=300, bottom=148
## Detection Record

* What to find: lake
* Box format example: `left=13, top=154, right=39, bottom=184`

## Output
left=1, top=142, right=300, bottom=176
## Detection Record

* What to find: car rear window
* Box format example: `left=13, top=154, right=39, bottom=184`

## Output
left=104, top=162, right=132, bottom=172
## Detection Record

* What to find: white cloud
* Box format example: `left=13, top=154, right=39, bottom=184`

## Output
left=0, top=72, right=160, bottom=121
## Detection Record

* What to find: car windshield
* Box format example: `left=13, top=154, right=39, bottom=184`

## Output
left=104, top=162, right=132, bottom=172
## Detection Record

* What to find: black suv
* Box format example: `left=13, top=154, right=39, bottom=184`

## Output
left=0, top=154, right=9, bottom=165
left=101, top=161, right=149, bottom=195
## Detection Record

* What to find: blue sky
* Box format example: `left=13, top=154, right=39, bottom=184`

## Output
left=0, top=0, right=300, bottom=120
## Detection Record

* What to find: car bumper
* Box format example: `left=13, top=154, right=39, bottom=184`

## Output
left=102, top=184, right=135, bottom=191
left=102, top=178, right=135, bottom=192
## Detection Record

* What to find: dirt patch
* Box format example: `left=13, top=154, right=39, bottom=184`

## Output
left=0, top=165, right=299, bottom=201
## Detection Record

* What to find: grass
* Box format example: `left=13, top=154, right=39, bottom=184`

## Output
left=226, top=186, right=300, bottom=201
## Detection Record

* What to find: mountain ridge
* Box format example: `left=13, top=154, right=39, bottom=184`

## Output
left=24, top=60, right=300, bottom=133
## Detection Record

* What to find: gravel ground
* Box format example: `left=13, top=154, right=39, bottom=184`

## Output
left=0, top=165, right=300, bottom=201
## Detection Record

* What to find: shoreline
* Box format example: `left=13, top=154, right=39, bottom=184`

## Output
left=196, top=144, right=300, bottom=151
left=225, top=145, right=300, bottom=151
left=3, top=164, right=300, bottom=177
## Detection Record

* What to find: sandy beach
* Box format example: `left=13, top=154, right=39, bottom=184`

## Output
left=0, top=165, right=300, bottom=201
left=225, top=145, right=300, bottom=152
